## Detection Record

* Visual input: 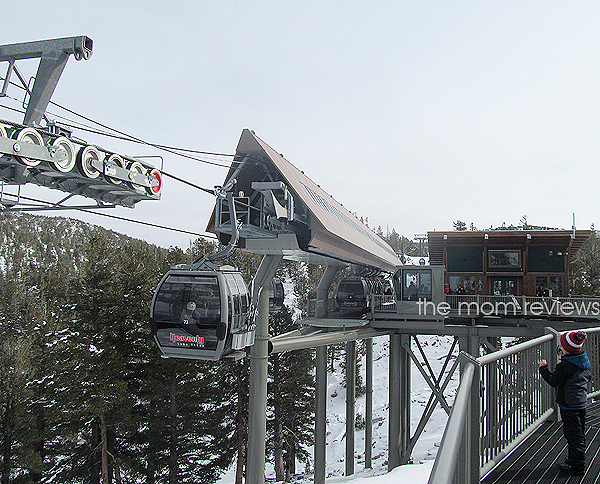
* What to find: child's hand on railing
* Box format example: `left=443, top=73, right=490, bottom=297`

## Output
left=539, top=359, right=547, bottom=367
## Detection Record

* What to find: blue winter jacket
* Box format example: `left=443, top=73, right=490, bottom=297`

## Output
left=539, top=351, right=591, bottom=410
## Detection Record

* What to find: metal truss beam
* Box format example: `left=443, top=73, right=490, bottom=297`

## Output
left=0, top=36, right=93, bottom=126
left=270, top=326, right=392, bottom=353
left=401, top=335, right=461, bottom=462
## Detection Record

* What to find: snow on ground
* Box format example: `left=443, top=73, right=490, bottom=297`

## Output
left=218, top=333, right=458, bottom=484
left=325, top=461, right=435, bottom=484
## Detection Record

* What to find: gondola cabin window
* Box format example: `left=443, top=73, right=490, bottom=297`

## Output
left=152, top=274, right=221, bottom=351
left=153, top=274, right=221, bottom=324
left=398, top=269, right=432, bottom=301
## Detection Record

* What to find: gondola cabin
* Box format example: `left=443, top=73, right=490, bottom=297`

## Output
left=269, top=277, right=285, bottom=310
left=336, top=278, right=370, bottom=315
left=335, top=276, right=393, bottom=316
left=150, top=268, right=254, bottom=361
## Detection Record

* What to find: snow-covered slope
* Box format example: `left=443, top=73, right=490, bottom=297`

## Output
left=219, top=333, right=458, bottom=484
left=314, top=334, right=456, bottom=479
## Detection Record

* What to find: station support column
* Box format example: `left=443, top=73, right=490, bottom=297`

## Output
left=314, top=263, right=341, bottom=484
left=316, top=264, right=342, bottom=317
left=346, top=340, right=356, bottom=476
left=389, top=333, right=400, bottom=470
left=389, top=333, right=411, bottom=471
left=315, top=345, right=327, bottom=484
left=399, top=334, right=411, bottom=464
left=365, top=338, right=373, bottom=469
left=247, top=254, right=282, bottom=484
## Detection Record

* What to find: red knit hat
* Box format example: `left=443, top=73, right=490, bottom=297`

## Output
left=560, top=331, right=587, bottom=354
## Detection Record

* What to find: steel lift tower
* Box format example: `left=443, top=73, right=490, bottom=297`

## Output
left=0, top=36, right=162, bottom=211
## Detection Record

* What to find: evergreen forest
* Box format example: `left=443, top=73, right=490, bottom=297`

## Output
left=1, top=212, right=599, bottom=484
left=0, top=213, right=317, bottom=484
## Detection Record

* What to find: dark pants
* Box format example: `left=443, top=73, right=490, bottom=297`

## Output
left=561, top=408, right=586, bottom=470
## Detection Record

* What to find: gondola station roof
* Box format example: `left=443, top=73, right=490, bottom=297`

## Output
left=207, top=129, right=401, bottom=273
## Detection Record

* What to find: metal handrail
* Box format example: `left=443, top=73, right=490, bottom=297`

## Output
left=428, top=326, right=600, bottom=484
left=428, top=361, right=476, bottom=484
left=477, top=333, right=553, bottom=365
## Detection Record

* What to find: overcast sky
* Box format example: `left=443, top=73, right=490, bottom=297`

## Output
left=2, top=1, right=599, bottom=249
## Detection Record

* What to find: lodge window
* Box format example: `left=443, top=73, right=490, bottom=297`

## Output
left=449, top=275, right=477, bottom=295
left=535, top=276, right=563, bottom=297
left=489, top=250, right=521, bottom=268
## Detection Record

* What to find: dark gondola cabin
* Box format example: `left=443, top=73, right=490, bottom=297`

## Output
left=269, top=277, right=285, bottom=310
left=150, top=268, right=254, bottom=361
left=335, top=276, right=393, bottom=316
left=336, top=278, right=369, bottom=315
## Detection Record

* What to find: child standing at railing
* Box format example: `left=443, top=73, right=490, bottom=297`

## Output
left=539, top=330, right=591, bottom=476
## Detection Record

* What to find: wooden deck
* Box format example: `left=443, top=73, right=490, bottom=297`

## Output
left=483, top=401, right=600, bottom=484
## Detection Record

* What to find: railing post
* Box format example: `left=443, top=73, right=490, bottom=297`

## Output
left=458, top=333, right=481, bottom=484
left=428, top=352, right=477, bottom=484
left=545, top=327, right=561, bottom=422
left=467, top=358, right=482, bottom=484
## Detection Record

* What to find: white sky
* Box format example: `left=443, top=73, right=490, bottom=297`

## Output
left=2, top=1, right=600, bottom=249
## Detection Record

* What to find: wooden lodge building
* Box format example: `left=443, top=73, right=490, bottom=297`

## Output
left=428, top=229, right=592, bottom=297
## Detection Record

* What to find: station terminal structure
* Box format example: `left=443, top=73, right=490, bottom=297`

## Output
left=207, top=129, right=598, bottom=484
left=3, top=36, right=599, bottom=484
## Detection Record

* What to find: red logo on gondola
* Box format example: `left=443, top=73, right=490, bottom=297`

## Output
left=170, top=333, right=204, bottom=345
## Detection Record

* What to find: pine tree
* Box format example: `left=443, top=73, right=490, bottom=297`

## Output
left=1, top=212, right=369, bottom=483
left=0, top=332, right=34, bottom=484
left=453, top=220, right=467, bottom=231
left=571, top=232, right=600, bottom=295
left=0, top=213, right=88, bottom=483
left=267, top=305, right=315, bottom=481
